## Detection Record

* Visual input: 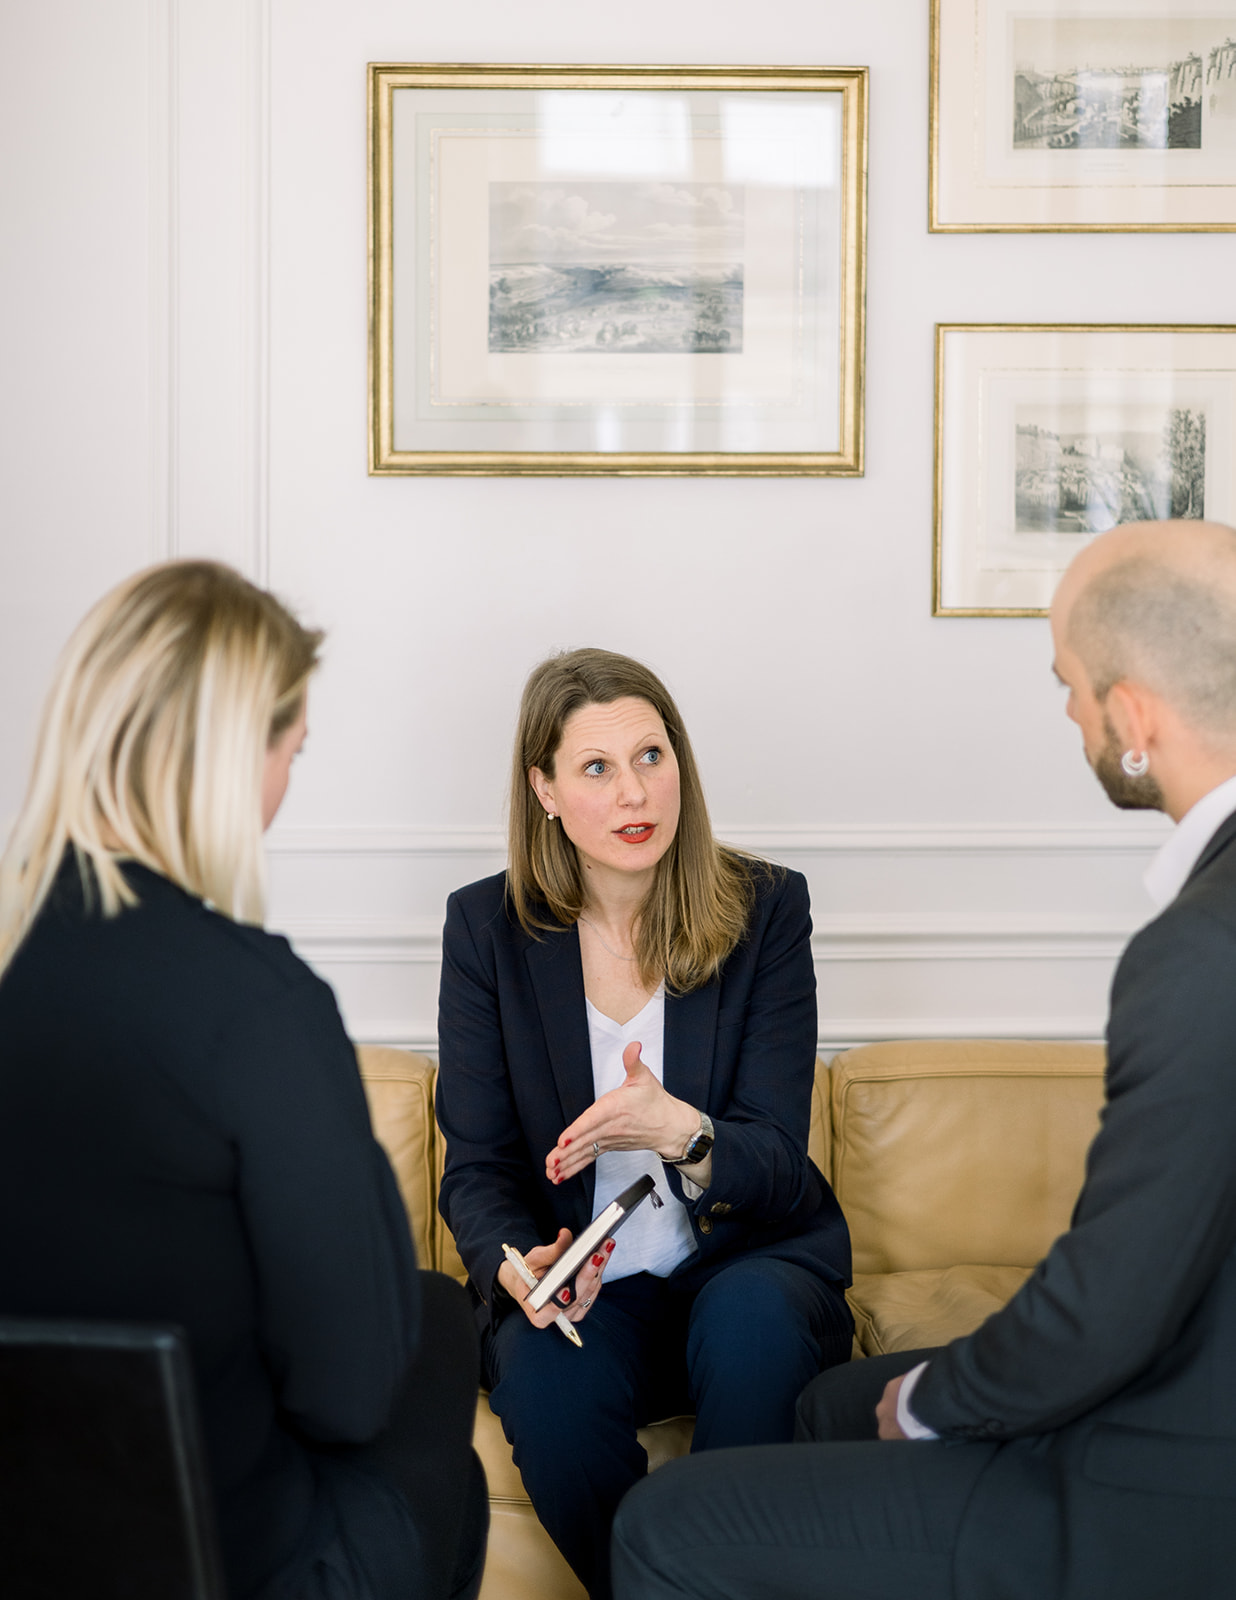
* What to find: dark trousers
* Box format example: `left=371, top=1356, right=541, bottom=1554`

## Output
left=485, top=1259, right=853, bottom=1600
left=302, top=1272, right=489, bottom=1600
left=611, top=1347, right=1002, bottom=1600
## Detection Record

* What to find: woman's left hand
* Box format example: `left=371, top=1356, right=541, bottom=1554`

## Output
left=546, top=1041, right=700, bottom=1184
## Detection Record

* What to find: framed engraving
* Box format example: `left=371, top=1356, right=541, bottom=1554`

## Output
left=932, top=0, right=1236, bottom=230
left=369, top=63, right=868, bottom=474
left=934, top=324, right=1236, bottom=615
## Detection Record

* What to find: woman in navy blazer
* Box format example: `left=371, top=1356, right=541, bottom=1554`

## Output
left=0, top=562, right=486, bottom=1600
left=436, top=648, right=852, bottom=1599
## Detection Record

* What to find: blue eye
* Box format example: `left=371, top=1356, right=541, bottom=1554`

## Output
left=584, top=759, right=606, bottom=777
left=640, top=747, right=661, bottom=765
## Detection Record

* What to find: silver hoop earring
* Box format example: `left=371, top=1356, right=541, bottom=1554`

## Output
left=1121, top=749, right=1150, bottom=778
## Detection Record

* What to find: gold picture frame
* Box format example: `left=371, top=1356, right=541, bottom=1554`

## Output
left=368, top=63, right=867, bottom=475
left=931, top=0, right=1236, bottom=232
left=934, top=323, right=1236, bottom=616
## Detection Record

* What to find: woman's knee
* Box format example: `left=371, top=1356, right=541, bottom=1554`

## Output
left=688, top=1259, right=847, bottom=1361
left=486, top=1312, right=637, bottom=1440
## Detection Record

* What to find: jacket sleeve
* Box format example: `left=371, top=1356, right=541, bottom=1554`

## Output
left=913, top=903, right=1236, bottom=1440
left=435, top=889, right=550, bottom=1319
left=668, top=868, right=820, bottom=1224
left=214, top=971, right=420, bottom=1444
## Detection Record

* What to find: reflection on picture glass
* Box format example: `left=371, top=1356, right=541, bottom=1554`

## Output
left=488, top=182, right=745, bottom=354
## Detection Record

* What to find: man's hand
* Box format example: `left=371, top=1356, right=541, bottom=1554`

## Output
left=876, top=1374, right=910, bottom=1440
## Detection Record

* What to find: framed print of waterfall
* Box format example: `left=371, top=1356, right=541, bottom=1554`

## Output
left=933, top=325, right=1236, bottom=616
left=931, top=0, right=1236, bottom=230
left=368, top=64, right=867, bottom=475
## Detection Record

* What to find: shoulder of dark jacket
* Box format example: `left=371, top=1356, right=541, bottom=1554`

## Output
left=100, top=860, right=331, bottom=1004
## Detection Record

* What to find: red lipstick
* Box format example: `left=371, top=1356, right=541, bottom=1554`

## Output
left=615, top=823, right=655, bottom=844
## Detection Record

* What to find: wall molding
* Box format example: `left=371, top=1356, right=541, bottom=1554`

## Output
left=276, top=910, right=1138, bottom=969
left=273, top=910, right=1128, bottom=1052
left=242, top=0, right=272, bottom=585
left=0, top=819, right=1172, bottom=865
left=266, top=819, right=1170, bottom=857
left=156, top=0, right=271, bottom=580
left=148, top=0, right=176, bottom=560
left=266, top=819, right=1153, bottom=1048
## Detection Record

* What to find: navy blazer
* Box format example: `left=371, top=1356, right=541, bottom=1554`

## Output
left=0, top=859, right=419, bottom=1600
left=436, top=864, right=850, bottom=1332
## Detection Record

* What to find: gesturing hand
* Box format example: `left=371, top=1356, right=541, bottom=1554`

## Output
left=545, top=1041, right=699, bottom=1185
left=497, top=1228, right=613, bottom=1329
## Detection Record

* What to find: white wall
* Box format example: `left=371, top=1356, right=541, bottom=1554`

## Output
left=8, top=0, right=1231, bottom=1048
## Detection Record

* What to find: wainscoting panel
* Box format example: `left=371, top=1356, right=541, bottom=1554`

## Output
left=266, top=822, right=1168, bottom=1052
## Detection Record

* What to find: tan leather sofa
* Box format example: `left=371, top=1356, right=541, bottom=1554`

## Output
left=357, top=1038, right=1105, bottom=1600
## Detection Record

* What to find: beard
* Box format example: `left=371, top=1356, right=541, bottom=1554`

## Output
left=1091, top=715, right=1166, bottom=812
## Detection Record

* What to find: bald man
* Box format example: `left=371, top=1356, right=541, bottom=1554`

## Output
left=612, top=519, right=1236, bottom=1600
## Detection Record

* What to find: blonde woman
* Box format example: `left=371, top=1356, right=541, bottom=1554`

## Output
left=436, top=648, right=853, bottom=1600
left=0, top=562, right=485, bottom=1600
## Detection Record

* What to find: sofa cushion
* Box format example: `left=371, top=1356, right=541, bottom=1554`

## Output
left=481, top=1504, right=585, bottom=1600
left=433, top=1105, right=469, bottom=1285
left=355, top=1046, right=439, bottom=1270
left=848, top=1264, right=1034, bottom=1356
left=473, top=1394, right=529, bottom=1502
left=830, top=1040, right=1105, bottom=1277
left=356, top=1046, right=732, bottom=1600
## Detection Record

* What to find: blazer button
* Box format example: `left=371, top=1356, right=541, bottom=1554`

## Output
left=709, top=1202, right=732, bottom=1217
left=698, top=1217, right=713, bottom=1235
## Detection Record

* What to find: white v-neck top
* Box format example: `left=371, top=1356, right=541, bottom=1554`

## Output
left=584, top=986, right=697, bottom=1281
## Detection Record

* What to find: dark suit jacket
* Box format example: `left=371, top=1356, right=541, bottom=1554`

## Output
left=435, top=865, right=850, bottom=1333
left=0, top=858, right=419, bottom=1600
left=914, top=810, right=1236, bottom=1598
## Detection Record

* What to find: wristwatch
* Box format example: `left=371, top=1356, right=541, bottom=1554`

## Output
left=666, top=1111, right=715, bottom=1167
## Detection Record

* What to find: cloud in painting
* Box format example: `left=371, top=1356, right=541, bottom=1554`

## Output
left=490, top=180, right=744, bottom=265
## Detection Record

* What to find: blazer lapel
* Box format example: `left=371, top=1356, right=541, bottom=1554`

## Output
left=664, top=981, right=719, bottom=1115
left=1184, top=808, right=1236, bottom=889
left=524, top=926, right=597, bottom=1206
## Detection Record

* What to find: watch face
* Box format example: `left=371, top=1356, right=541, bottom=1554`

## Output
left=684, top=1130, right=714, bottom=1163
left=668, top=1114, right=714, bottom=1165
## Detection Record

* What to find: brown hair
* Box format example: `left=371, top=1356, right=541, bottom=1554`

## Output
left=506, top=648, right=759, bottom=993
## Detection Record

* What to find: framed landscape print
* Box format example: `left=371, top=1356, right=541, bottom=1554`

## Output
left=932, top=0, right=1236, bottom=230
left=934, top=324, right=1236, bottom=615
left=368, top=64, right=867, bottom=475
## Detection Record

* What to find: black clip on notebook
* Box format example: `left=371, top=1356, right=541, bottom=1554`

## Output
left=527, top=1173, right=663, bottom=1312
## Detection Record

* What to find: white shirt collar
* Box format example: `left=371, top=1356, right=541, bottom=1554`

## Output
left=1143, top=772, right=1236, bottom=910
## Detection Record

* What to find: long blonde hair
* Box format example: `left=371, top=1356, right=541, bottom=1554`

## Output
left=507, top=648, right=758, bottom=993
left=0, top=561, right=322, bottom=979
